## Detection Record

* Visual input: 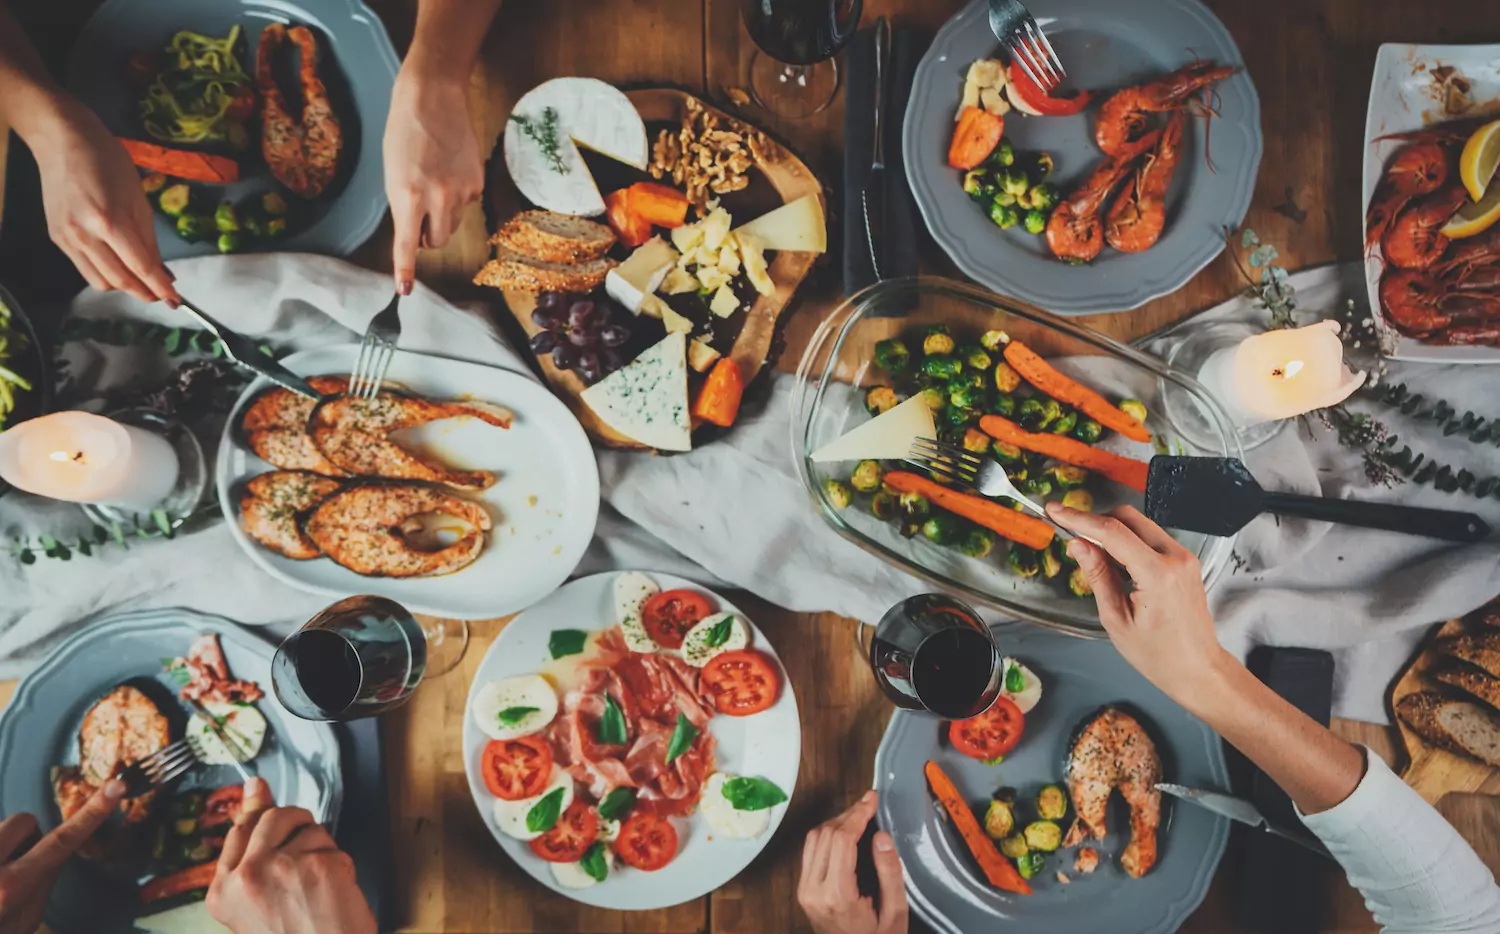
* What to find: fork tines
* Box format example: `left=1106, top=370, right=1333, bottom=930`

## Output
left=119, top=738, right=198, bottom=796
left=349, top=332, right=395, bottom=401
left=1008, top=18, right=1065, bottom=91
left=906, top=437, right=982, bottom=485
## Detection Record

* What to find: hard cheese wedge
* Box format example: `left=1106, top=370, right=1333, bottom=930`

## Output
left=504, top=78, right=648, bottom=217
left=605, top=236, right=679, bottom=313
left=811, top=394, right=936, bottom=462
left=733, top=194, right=827, bottom=253
left=581, top=331, right=692, bottom=451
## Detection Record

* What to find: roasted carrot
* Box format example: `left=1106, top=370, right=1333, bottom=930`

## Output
left=1001, top=340, right=1151, bottom=442
left=883, top=471, right=1054, bottom=550
left=117, top=138, right=240, bottom=184
left=948, top=106, right=1004, bottom=170
left=980, top=416, right=1150, bottom=493
left=925, top=760, right=1032, bottom=895
left=627, top=182, right=690, bottom=228
left=139, top=860, right=219, bottom=903
left=604, top=188, right=653, bottom=248
left=691, top=358, right=744, bottom=427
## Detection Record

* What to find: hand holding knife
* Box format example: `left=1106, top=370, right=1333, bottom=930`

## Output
left=176, top=297, right=324, bottom=400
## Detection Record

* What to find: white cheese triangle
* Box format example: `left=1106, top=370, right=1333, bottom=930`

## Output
left=504, top=78, right=648, bottom=217
left=581, top=332, right=691, bottom=451
left=733, top=194, right=827, bottom=253
left=811, top=393, right=936, bottom=462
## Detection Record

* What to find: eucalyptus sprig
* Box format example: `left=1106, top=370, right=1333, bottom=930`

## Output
left=9, top=506, right=210, bottom=564
left=1226, top=228, right=1298, bottom=329
left=60, top=317, right=237, bottom=359
left=1366, top=383, right=1500, bottom=445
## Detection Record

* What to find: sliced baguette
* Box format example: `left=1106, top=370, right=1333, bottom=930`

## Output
left=1439, top=633, right=1500, bottom=679
left=1434, top=663, right=1500, bottom=711
left=1396, top=691, right=1500, bottom=766
left=473, top=246, right=617, bottom=294
left=491, top=210, right=616, bottom=263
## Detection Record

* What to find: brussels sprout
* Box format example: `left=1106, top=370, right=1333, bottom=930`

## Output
left=1030, top=182, right=1061, bottom=210
left=216, top=232, right=243, bottom=254
left=1051, top=537, right=1078, bottom=570
left=1031, top=152, right=1055, bottom=181
left=992, top=362, right=1022, bottom=394
left=265, top=217, right=289, bottom=238
left=1016, top=398, right=1047, bottom=429
left=1036, top=399, right=1063, bottom=429
left=961, top=345, right=993, bottom=370
left=986, top=138, right=1016, bottom=167
left=922, top=514, right=965, bottom=545
left=922, top=326, right=956, bottom=357
left=1023, top=821, right=1062, bottom=853
left=962, top=168, right=988, bottom=197
left=865, top=385, right=900, bottom=416
left=1037, top=785, right=1068, bottom=821
left=984, top=800, right=1015, bottom=840
left=1073, top=418, right=1104, bottom=444
left=1119, top=398, right=1149, bottom=424
left=992, top=189, right=1018, bottom=208
left=988, top=201, right=1020, bottom=229
left=1061, top=489, right=1094, bottom=512
left=1017, top=851, right=1046, bottom=880
left=980, top=329, right=1009, bottom=352
left=922, top=355, right=963, bottom=380
left=1015, top=188, right=1035, bottom=210
left=950, top=370, right=986, bottom=392
left=214, top=201, right=240, bottom=233
left=174, top=213, right=212, bottom=242
left=1007, top=546, right=1041, bottom=578
left=959, top=528, right=996, bottom=559
left=824, top=479, right=853, bottom=509
left=241, top=208, right=269, bottom=238
left=1047, top=465, right=1090, bottom=489
left=1000, top=168, right=1030, bottom=196
left=1004, top=465, right=1028, bottom=484
left=1041, top=547, right=1064, bottom=579
left=949, top=386, right=984, bottom=411
left=1023, top=209, right=1048, bottom=235
left=919, top=386, right=947, bottom=412
left=990, top=393, right=1017, bottom=418
left=873, top=338, right=911, bottom=374
left=871, top=491, right=898, bottom=521
left=898, top=492, right=930, bottom=519
left=1021, top=477, right=1053, bottom=498
left=159, top=183, right=193, bottom=218
left=962, top=427, right=991, bottom=453
left=943, top=404, right=976, bottom=430
left=262, top=191, right=289, bottom=216
left=1049, top=410, right=1078, bottom=435
left=851, top=459, right=884, bottom=493
left=999, top=834, right=1029, bottom=860
left=899, top=519, right=922, bottom=539
left=991, top=441, right=1024, bottom=466
left=140, top=172, right=168, bottom=195
left=1068, top=566, right=1094, bottom=597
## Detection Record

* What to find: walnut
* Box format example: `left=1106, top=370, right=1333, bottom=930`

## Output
left=647, top=94, right=766, bottom=213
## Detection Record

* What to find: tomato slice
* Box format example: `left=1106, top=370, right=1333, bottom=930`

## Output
left=614, top=807, right=678, bottom=871
left=529, top=801, right=599, bottom=862
left=482, top=736, right=554, bottom=800
left=200, top=785, right=245, bottom=828
left=641, top=589, right=713, bottom=649
left=700, top=650, right=780, bottom=717
left=1006, top=62, right=1093, bottom=116
left=949, top=696, right=1025, bottom=761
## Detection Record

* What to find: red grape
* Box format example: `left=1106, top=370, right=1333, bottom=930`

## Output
left=568, top=302, right=597, bottom=330
left=531, top=308, right=559, bottom=330
left=530, top=331, right=558, bottom=354
left=600, top=324, right=630, bottom=348
left=552, top=345, right=577, bottom=370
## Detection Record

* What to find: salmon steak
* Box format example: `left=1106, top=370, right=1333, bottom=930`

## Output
left=309, top=392, right=513, bottom=490
left=257, top=23, right=342, bottom=199
left=305, top=484, right=493, bottom=577
left=239, top=470, right=344, bottom=559
left=241, top=376, right=351, bottom=476
left=1066, top=707, right=1163, bottom=878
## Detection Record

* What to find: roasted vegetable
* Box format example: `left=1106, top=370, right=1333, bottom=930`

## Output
left=1051, top=537, right=1078, bottom=570
left=1020, top=477, right=1053, bottom=498
left=871, top=491, right=898, bottom=521
left=174, top=212, right=211, bottom=241
left=963, top=427, right=991, bottom=454
left=1016, top=398, right=1046, bottom=429
left=265, top=216, right=288, bottom=238
left=898, top=491, right=931, bottom=520
left=992, top=189, right=1018, bottom=208
left=141, top=172, right=168, bottom=195
left=1041, top=547, right=1064, bottom=579
left=865, top=385, right=900, bottom=415
left=991, top=441, right=1024, bottom=467
left=1024, top=820, right=1062, bottom=852
left=999, top=167, right=1030, bottom=197
left=923, top=327, right=956, bottom=357
left=1017, top=851, right=1046, bottom=880
left=992, top=362, right=1022, bottom=393
left=1049, top=409, right=1078, bottom=435
left=1030, top=182, right=1060, bottom=210
left=241, top=207, right=268, bottom=238
left=1072, top=417, right=1104, bottom=444
left=1119, top=398, right=1149, bottom=425
left=960, top=528, right=996, bottom=559
left=1023, top=209, right=1047, bottom=235
left=999, top=833, right=1029, bottom=859
left=216, top=232, right=242, bottom=254
left=989, top=393, right=1017, bottom=418
left=922, top=355, right=963, bottom=381
left=1007, top=546, right=1041, bottom=578
left=1015, top=188, right=1034, bottom=210
left=989, top=201, right=1020, bottom=229
left=1048, top=465, right=1089, bottom=489
left=950, top=370, right=986, bottom=392
left=158, top=183, right=192, bottom=217
left=1031, top=152, right=1055, bottom=181
left=984, top=800, right=1015, bottom=840
left=919, top=386, right=946, bottom=412
left=944, top=404, right=977, bottom=431
left=214, top=201, right=239, bottom=233
left=1036, top=785, right=1067, bottom=821
left=874, top=338, right=911, bottom=374
left=1068, top=566, right=1093, bottom=597
left=980, top=329, right=1009, bottom=352
left=851, top=459, right=884, bottom=493
left=262, top=191, right=289, bottom=216
left=963, top=169, right=994, bottom=200
left=961, top=345, right=993, bottom=370
left=922, top=513, right=966, bottom=546
left=1035, top=399, right=1063, bottom=430
left=825, top=479, right=852, bottom=509
left=1060, top=489, right=1094, bottom=512
left=949, top=386, right=984, bottom=411
left=986, top=139, right=1016, bottom=168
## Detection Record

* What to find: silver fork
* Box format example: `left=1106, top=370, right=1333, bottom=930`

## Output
left=349, top=294, right=401, bottom=400
left=905, top=437, right=1095, bottom=544
left=114, top=738, right=199, bottom=798
left=986, top=0, right=1066, bottom=92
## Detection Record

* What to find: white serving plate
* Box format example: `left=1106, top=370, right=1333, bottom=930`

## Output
left=461, top=571, right=802, bottom=911
left=1362, top=42, right=1500, bottom=363
left=216, top=346, right=600, bottom=618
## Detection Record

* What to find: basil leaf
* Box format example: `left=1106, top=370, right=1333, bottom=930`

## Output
left=982, top=754, right=1006, bottom=767
left=497, top=706, right=540, bottom=727
left=598, top=694, right=627, bottom=746
left=1004, top=663, right=1026, bottom=695
left=549, top=629, right=589, bottom=659
left=722, top=776, right=789, bottom=812
left=525, top=787, right=566, bottom=834
left=664, top=713, right=697, bottom=764
left=598, top=787, right=637, bottom=822
left=704, top=615, right=735, bottom=648
left=580, top=842, right=609, bottom=882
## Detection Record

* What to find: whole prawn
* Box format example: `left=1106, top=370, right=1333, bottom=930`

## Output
left=258, top=23, right=343, bottom=199
left=1105, top=111, right=1186, bottom=253
left=1095, top=61, right=1235, bottom=156
left=1364, top=142, right=1449, bottom=253
left=1380, top=268, right=1500, bottom=337
left=1047, top=130, right=1163, bottom=263
left=1382, top=187, right=1466, bottom=270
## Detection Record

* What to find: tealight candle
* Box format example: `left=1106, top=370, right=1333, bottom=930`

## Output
left=0, top=411, right=179, bottom=512
left=1195, top=321, right=1365, bottom=427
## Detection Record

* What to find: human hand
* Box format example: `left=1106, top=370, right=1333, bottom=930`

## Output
left=29, top=96, right=178, bottom=305
left=207, top=778, right=374, bottom=934
left=0, top=778, right=126, bottom=934
left=382, top=62, right=485, bottom=295
left=1047, top=504, right=1232, bottom=705
left=797, top=790, right=908, bottom=934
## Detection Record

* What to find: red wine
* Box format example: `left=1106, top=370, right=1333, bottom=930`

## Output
left=741, top=0, right=863, bottom=65
left=284, top=629, right=363, bottom=715
left=865, top=594, right=1001, bottom=719
left=272, top=596, right=427, bottom=721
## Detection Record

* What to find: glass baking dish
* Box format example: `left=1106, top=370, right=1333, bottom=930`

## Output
left=790, top=278, right=1242, bottom=638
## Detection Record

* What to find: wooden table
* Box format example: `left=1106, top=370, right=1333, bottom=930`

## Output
left=4, top=0, right=1500, bottom=931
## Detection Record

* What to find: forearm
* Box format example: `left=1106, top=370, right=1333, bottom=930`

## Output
left=404, top=0, right=504, bottom=86
left=0, top=5, right=73, bottom=143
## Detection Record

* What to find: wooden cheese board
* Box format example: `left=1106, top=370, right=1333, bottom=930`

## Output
left=485, top=87, right=825, bottom=451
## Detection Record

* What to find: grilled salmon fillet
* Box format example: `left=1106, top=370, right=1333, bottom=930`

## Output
left=1067, top=707, right=1162, bottom=878
left=309, top=392, right=512, bottom=490
left=239, top=470, right=344, bottom=559
left=305, top=484, right=492, bottom=577
left=242, top=376, right=351, bottom=476
left=79, top=685, right=170, bottom=786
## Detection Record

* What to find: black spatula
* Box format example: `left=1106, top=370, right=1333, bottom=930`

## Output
left=1145, top=456, right=1491, bottom=542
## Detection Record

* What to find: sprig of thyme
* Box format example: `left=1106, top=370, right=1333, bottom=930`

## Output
left=509, top=107, right=569, bottom=175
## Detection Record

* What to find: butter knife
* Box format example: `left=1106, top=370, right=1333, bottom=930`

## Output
left=187, top=697, right=256, bottom=783
left=1156, top=783, right=1331, bottom=858
left=177, top=298, right=323, bottom=400
left=860, top=16, right=890, bottom=281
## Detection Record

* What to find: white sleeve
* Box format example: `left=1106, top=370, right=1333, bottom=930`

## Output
left=1296, top=748, right=1500, bottom=934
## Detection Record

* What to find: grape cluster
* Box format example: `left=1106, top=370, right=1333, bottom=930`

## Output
left=529, top=292, right=631, bottom=384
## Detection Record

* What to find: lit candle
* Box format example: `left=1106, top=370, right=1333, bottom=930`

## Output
left=1195, top=321, right=1365, bottom=427
left=0, top=411, right=179, bottom=512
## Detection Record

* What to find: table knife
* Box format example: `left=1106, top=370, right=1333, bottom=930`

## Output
left=187, top=698, right=256, bottom=784
left=1157, top=783, right=1331, bottom=858
left=860, top=16, right=890, bottom=281
left=177, top=298, right=324, bottom=400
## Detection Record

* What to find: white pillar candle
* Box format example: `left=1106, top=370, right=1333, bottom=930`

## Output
left=0, top=411, right=178, bottom=513
left=1195, top=321, right=1366, bottom=427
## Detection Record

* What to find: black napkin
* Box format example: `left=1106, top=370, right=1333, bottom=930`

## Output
left=842, top=24, right=923, bottom=298
left=332, top=718, right=397, bottom=933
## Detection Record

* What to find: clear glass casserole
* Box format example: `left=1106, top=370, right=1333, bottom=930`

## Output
left=790, top=278, right=1242, bottom=639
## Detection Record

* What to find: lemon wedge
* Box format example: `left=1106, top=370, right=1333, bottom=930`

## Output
left=1441, top=181, right=1500, bottom=239
left=1459, top=119, right=1500, bottom=202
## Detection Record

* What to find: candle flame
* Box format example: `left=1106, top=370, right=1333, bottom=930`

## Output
left=49, top=450, right=86, bottom=464
left=1271, top=359, right=1305, bottom=380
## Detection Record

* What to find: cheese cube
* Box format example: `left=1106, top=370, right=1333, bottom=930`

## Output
left=709, top=283, right=740, bottom=318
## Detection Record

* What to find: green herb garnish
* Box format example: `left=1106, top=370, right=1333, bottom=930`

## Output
left=1004, top=663, right=1026, bottom=695
left=722, top=776, right=788, bottom=811
left=704, top=615, right=735, bottom=648
left=510, top=107, right=569, bottom=175
left=548, top=629, right=589, bottom=659
left=598, top=787, right=636, bottom=822
left=665, top=713, right=697, bottom=764
left=526, top=787, right=566, bottom=834
left=497, top=706, right=540, bottom=727
left=580, top=842, right=609, bottom=882
left=598, top=694, right=627, bottom=746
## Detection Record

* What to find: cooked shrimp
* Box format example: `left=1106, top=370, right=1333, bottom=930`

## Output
left=1047, top=130, right=1163, bottom=263
left=1380, top=268, right=1500, bottom=338
left=309, top=392, right=513, bottom=490
left=1105, top=111, right=1186, bottom=253
left=1067, top=707, right=1162, bottom=879
left=1383, top=187, right=1466, bottom=270
left=257, top=23, right=342, bottom=199
left=305, top=484, right=492, bottom=578
left=1365, top=142, right=1448, bottom=254
left=1095, top=61, right=1235, bottom=157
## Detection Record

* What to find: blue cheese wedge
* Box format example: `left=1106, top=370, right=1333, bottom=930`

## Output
left=493, top=768, right=573, bottom=840
left=700, top=772, right=771, bottom=839
left=1000, top=657, right=1042, bottom=713
left=471, top=674, right=559, bottom=741
left=503, top=78, right=648, bottom=217
left=187, top=702, right=267, bottom=766
left=614, top=571, right=661, bottom=653
left=681, top=612, right=749, bottom=667
left=581, top=332, right=691, bottom=451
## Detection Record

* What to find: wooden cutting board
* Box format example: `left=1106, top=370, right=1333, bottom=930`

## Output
left=1391, top=613, right=1500, bottom=803
left=489, top=88, right=825, bottom=451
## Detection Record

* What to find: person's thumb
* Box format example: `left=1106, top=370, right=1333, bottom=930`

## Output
left=19, top=779, right=125, bottom=872
left=872, top=830, right=909, bottom=934
left=240, top=776, right=274, bottom=824
left=1067, top=539, right=1132, bottom=632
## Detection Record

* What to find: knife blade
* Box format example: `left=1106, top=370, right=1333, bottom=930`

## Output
left=860, top=16, right=890, bottom=281
left=187, top=698, right=256, bottom=784
left=177, top=298, right=324, bottom=400
left=1157, top=783, right=1332, bottom=858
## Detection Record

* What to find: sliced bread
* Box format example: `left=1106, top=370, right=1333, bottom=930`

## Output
left=491, top=210, right=616, bottom=263
left=1396, top=691, right=1500, bottom=766
left=1434, top=663, right=1500, bottom=711
left=1439, top=633, right=1500, bottom=679
left=473, top=245, right=617, bottom=294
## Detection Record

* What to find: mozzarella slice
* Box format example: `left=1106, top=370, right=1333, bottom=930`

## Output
left=1000, top=657, right=1043, bottom=713
left=681, top=613, right=749, bottom=668
left=187, top=703, right=267, bottom=766
left=614, top=572, right=661, bottom=653
left=471, top=674, right=560, bottom=741
left=700, top=773, right=772, bottom=839
left=597, top=817, right=621, bottom=843
left=551, top=849, right=614, bottom=889
left=493, top=769, right=574, bottom=841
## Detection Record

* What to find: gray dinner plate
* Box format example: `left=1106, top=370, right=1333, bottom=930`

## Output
left=904, top=0, right=1262, bottom=314
left=873, top=624, right=1229, bottom=934
left=65, top=0, right=398, bottom=260
left=0, top=609, right=343, bottom=934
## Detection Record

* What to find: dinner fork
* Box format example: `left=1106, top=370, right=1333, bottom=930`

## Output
left=115, top=738, right=199, bottom=798
left=905, top=437, right=1094, bottom=544
left=986, top=0, right=1065, bottom=92
left=349, top=294, right=401, bottom=400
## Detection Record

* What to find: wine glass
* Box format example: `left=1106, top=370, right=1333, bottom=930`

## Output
left=740, top=0, right=864, bottom=119
left=857, top=594, right=1003, bottom=719
left=270, top=595, right=469, bottom=722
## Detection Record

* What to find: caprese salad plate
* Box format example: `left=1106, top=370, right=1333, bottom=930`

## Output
left=460, top=570, right=801, bottom=909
